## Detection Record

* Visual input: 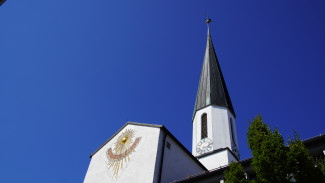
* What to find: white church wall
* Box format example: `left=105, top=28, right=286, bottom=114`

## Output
left=198, top=149, right=233, bottom=170
left=84, top=124, right=161, bottom=183
left=160, top=135, right=206, bottom=183
left=193, top=106, right=233, bottom=156
left=152, top=129, right=166, bottom=183
left=226, top=150, right=237, bottom=163
left=192, top=106, right=214, bottom=156
left=192, top=115, right=197, bottom=155
left=210, top=106, right=232, bottom=150
left=227, top=111, right=239, bottom=155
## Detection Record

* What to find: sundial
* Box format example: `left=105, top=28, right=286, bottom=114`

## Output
left=106, top=129, right=141, bottom=179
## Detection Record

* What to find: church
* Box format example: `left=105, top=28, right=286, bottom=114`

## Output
left=83, top=19, right=325, bottom=183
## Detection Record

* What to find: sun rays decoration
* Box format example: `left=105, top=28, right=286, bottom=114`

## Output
left=106, top=129, right=141, bottom=179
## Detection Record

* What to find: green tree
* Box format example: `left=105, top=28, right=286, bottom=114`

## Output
left=224, top=162, right=247, bottom=183
left=287, top=133, right=325, bottom=182
left=225, top=115, right=325, bottom=183
left=317, top=157, right=325, bottom=177
left=247, top=115, right=289, bottom=183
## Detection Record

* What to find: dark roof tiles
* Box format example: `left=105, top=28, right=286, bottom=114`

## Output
left=193, top=27, right=235, bottom=119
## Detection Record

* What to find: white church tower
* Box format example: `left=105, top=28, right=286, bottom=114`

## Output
left=192, top=18, right=240, bottom=170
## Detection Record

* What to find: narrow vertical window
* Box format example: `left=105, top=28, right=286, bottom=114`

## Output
left=166, top=142, right=171, bottom=149
left=201, top=113, right=207, bottom=139
left=230, top=118, right=236, bottom=145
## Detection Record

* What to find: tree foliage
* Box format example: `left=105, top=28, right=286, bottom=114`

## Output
left=287, top=133, right=325, bottom=182
left=317, top=157, right=325, bottom=176
left=224, top=162, right=247, bottom=183
left=247, top=115, right=289, bottom=183
left=224, top=114, right=325, bottom=183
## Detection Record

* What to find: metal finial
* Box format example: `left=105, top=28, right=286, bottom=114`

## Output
left=206, top=15, right=211, bottom=24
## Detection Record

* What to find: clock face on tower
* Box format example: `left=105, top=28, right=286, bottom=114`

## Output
left=196, top=138, right=213, bottom=155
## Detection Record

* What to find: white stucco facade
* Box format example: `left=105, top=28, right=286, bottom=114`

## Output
left=84, top=123, right=206, bottom=183
left=84, top=124, right=161, bottom=183
left=198, top=149, right=238, bottom=170
left=160, top=135, right=205, bottom=183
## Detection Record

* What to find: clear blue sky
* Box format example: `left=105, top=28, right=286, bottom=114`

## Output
left=1, top=1, right=325, bottom=182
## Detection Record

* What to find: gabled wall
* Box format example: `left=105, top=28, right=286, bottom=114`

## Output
left=84, top=124, right=161, bottom=183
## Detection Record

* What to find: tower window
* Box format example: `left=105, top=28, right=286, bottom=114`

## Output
left=166, top=141, right=171, bottom=149
left=230, top=118, right=236, bottom=145
left=201, top=113, right=207, bottom=139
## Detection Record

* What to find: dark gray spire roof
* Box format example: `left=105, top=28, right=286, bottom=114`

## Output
left=193, top=26, right=235, bottom=119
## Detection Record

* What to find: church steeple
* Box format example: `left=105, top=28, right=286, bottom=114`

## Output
left=193, top=20, right=235, bottom=120
left=192, top=19, right=239, bottom=170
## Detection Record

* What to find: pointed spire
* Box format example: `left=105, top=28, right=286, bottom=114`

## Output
left=193, top=18, right=235, bottom=120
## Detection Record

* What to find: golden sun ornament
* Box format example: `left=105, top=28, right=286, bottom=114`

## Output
left=106, top=129, right=141, bottom=179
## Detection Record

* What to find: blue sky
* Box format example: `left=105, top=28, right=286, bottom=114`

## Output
left=1, top=0, right=325, bottom=182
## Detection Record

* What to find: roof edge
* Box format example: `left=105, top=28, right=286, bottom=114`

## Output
left=89, top=122, right=164, bottom=158
left=0, top=0, right=6, bottom=6
left=192, top=104, right=236, bottom=122
left=195, top=147, right=239, bottom=161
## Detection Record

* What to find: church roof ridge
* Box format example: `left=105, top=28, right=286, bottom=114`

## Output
left=193, top=23, right=235, bottom=120
left=89, top=122, right=164, bottom=158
